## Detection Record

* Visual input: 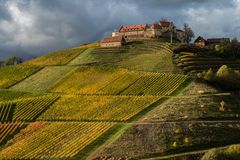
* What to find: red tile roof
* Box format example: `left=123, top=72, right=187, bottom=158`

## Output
left=101, top=36, right=124, bottom=43
left=160, top=21, right=171, bottom=28
left=151, top=24, right=162, bottom=29
left=119, top=24, right=147, bottom=32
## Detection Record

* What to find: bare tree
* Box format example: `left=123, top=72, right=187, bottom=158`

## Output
left=160, top=17, right=168, bottom=21
left=232, top=37, right=238, bottom=44
left=183, top=23, right=195, bottom=44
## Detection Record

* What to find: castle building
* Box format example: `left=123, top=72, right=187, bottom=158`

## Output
left=145, top=24, right=162, bottom=38
left=102, top=20, right=186, bottom=47
left=112, top=20, right=184, bottom=41
left=112, top=24, right=148, bottom=39
left=100, top=36, right=125, bottom=47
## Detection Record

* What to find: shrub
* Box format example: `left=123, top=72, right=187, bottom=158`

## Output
left=172, top=141, right=177, bottom=148
left=217, top=65, right=240, bottom=89
left=201, top=148, right=226, bottom=160
left=201, top=145, right=240, bottom=160
left=214, top=45, right=224, bottom=53
left=225, top=144, right=240, bottom=158
left=216, top=65, right=232, bottom=78
left=204, top=68, right=214, bottom=81
left=205, top=65, right=240, bottom=90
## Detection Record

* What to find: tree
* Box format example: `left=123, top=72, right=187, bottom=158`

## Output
left=160, top=17, right=168, bottom=21
left=232, top=37, right=238, bottom=44
left=6, top=56, right=23, bottom=66
left=183, top=23, right=195, bottom=44
left=6, top=57, right=15, bottom=65
left=216, top=65, right=231, bottom=78
left=204, top=68, right=214, bottom=81
left=0, top=61, right=4, bottom=67
left=214, top=45, right=224, bottom=53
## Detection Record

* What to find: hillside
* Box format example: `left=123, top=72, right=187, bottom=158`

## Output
left=174, top=52, right=240, bottom=73
left=0, top=39, right=240, bottom=160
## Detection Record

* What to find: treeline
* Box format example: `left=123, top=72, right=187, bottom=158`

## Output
left=0, top=56, right=23, bottom=67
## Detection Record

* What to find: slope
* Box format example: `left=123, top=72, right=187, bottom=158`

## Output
left=1, top=39, right=239, bottom=160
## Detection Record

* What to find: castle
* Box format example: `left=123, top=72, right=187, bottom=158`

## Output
left=100, top=20, right=185, bottom=47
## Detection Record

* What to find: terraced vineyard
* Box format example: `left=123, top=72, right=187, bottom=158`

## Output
left=174, top=52, right=240, bottom=73
left=11, top=66, right=77, bottom=93
left=98, top=72, right=188, bottom=96
left=25, top=48, right=87, bottom=66
left=132, top=40, right=172, bottom=52
left=0, top=122, right=115, bottom=159
left=68, top=46, right=130, bottom=65
left=0, top=122, right=23, bottom=144
left=68, top=48, right=95, bottom=65
left=116, top=41, right=175, bottom=72
left=120, top=72, right=188, bottom=96
left=12, top=96, right=59, bottom=121
left=0, top=102, right=13, bottom=122
left=117, top=53, right=174, bottom=72
left=68, top=41, right=175, bottom=73
left=1, top=39, right=237, bottom=160
left=0, top=65, right=41, bottom=89
left=51, top=67, right=127, bottom=94
left=97, top=71, right=142, bottom=95
left=51, top=66, right=189, bottom=96
left=38, top=95, right=159, bottom=121
left=92, top=47, right=130, bottom=54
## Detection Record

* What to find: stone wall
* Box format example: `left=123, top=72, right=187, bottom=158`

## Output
left=100, top=42, right=122, bottom=47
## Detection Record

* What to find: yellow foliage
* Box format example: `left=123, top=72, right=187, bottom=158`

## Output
left=38, top=95, right=160, bottom=121
left=172, top=141, right=177, bottom=148
left=0, top=122, right=114, bottom=159
left=184, top=137, right=190, bottom=143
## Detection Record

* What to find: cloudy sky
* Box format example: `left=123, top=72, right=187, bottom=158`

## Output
left=0, top=0, right=240, bottom=60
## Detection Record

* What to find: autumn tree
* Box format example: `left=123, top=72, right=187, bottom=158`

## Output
left=204, top=68, right=214, bottom=81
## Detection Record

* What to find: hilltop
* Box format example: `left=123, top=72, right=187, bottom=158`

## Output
left=0, top=38, right=240, bottom=160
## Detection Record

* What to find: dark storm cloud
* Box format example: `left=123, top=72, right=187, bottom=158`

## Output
left=133, top=0, right=232, bottom=11
left=0, top=0, right=239, bottom=60
left=0, top=2, right=10, bottom=21
left=0, top=0, right=143, bottom=60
